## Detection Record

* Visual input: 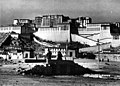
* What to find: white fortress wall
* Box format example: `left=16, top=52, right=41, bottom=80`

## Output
left=0, top=26, right=21, bottom=34
left=78, top=24, right=113, bottom=46
left=71, top=34, right=97, bottom=46
left=78, top=30, right=100, bottom=42
left=79, top=42, right=111, bottom=53
left=78, top=25, right=101, bottom=44
left=34, top=27, right=70, bottom=42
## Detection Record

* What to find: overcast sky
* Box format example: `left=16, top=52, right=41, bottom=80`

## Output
left=0, top=0, right=120, bottom=25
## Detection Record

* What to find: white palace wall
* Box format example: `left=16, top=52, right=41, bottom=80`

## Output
left=78, top=24, right=113, bottom=46
left=0, top=26, right=21, bottom=34
left=34, top=26, right=70, bottom=42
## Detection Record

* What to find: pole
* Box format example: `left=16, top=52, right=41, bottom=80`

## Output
left=97, top=39, right=100, bottom=68
left=65, top=40, right=68, bottom=60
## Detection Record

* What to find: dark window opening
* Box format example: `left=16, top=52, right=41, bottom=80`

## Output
left=113, top=35, right=119, bottom=40
left=70, top=52, right=73, bottom=57
left=25, top=53, right=28, bottom=58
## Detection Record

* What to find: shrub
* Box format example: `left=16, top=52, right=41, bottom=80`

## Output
left=23, top=65, right=52, bottom=76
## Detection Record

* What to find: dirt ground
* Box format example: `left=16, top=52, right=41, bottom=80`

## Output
left=74, top=58, right=120, bottom=75
left=0, top=65, right=120, bottom=86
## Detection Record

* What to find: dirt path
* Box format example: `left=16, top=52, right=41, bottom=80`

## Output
left=0, top=71, right=120, bottom=86
left=0, top=74, right=40, bottom=86
left=0, top=74, right=120, bottom=86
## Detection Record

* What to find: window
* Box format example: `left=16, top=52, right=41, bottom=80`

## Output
left=113, top=35, right=119, bottom=40
left=13, top=53, right=17, bottom=55
left=87, top=28, right=100, bottom=31
left=25, top=53, right=28, bottom=58
left=102, top=26, right=107, bottom=30
left=61, top=25, right=68, bottom=30
left=70, top=52, right=73, bottom=57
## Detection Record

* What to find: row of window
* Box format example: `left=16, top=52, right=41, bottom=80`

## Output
left=0, top=27, right=20, bottom=30
left=39, top=27, right=69, bottom=31
left=50, top=49, right=66, bottom=55
left=51, top=51, right=66, bottom=54
left=78, top=28, right=86, bottom=31
left=78, top=28, right=100, bottom=31
left=87, top=28, right=100, bottom=31
left=60, top=26, right=68, bottom=30
left=50, top=49, right=66, bottom=52
left=87, top=24, right=101, bottom=27
left=78, top=26, right=110, bottom=31
left=113, top=35, right=119, bottom=40
left=101, top=26, right=110, bottom=30
left=42, top=18, right=62, bottom=26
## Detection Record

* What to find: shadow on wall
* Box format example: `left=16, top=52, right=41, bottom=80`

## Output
left=78, top=52, right=96, bottom=59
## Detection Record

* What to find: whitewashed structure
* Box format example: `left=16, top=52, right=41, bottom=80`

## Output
left=34, top=23, right=71, bottom=42
left=0, top=26, right=21, bottom=34
left=13, top=19, right=31, bottom=25
left=77, top=23, right=112, bottom=46
left=95, top=53, right=120, bottom=62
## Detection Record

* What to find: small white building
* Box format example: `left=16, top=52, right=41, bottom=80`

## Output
left=95, top=47, right=120, bottom=62
left=43, top=47, right=77, bottom=61
left=0, top=26, right=21, bottom=34
left=95, top=53, right=120, bottom=62
left=13, top=19, right=31, bottom=25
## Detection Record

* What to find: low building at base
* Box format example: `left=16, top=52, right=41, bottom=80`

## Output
left=95, top=53, right=120, bottom=62
left=0, top=33, right=34, bottom=62
left=42, top=47, right=78, bottom=61
left=95, top=48, right=120, bottom=62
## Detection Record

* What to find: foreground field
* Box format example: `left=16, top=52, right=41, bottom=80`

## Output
left=0, top=65, right=120, bottom=86
left=1, top=59, right=120, bottom=86
left=74, top=58, right=120, bottom=74
left=0, top=73, right=120, bottom=86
